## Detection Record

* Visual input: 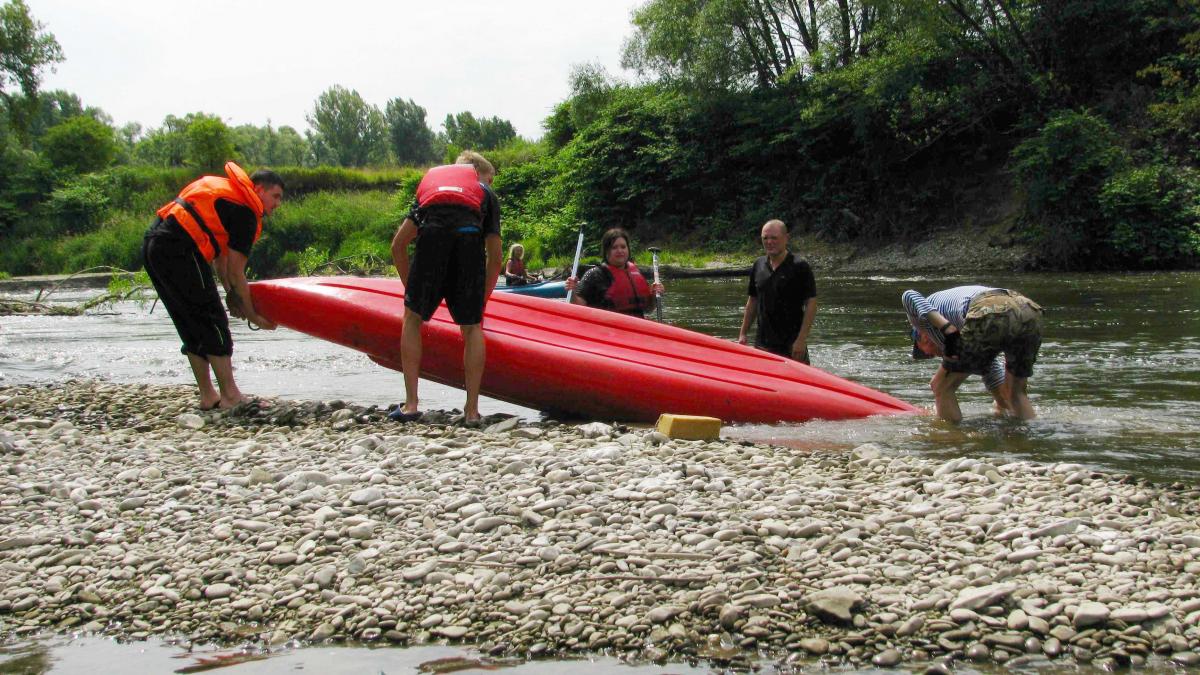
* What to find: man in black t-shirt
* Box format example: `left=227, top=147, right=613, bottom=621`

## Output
left=390, top=151, right=502, bottom=425
left=737, top=219, right=818, bottom=364
left=141, top=164, right=284, bottom=411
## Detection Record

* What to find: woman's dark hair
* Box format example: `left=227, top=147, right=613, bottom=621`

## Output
left=600, top=227, right=632, bottom=264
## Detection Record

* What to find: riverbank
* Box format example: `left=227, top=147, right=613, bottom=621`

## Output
left=0, top=221, right=1034, bottom=298
left=3, top=381, right=1199, bottom=670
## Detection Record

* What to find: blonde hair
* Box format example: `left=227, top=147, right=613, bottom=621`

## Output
left=508, top=243, right=524, bottom=259
left=455, top=150, right=495, bottom=182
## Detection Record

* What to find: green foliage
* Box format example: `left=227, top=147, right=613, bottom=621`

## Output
left=1099, top=164, right=1200, bottom=267
left=0, top=0, right=63, bottom=141
left=232, top=123, right=310, bottom=167
left=185, top=115, right=234, bottom=170
left=40, top=115, right=117, bottom=174
left=443, top=111, right=516, bottom=151
left=1013, top=109, right=1127, bottom=267
left=0, top=141, right=53, bottom=232
left=482, top=137, right=547, bottom=172
left=133, top=115, right=189, bottom=167
left=45, top=179, right=110, bottom=234
left=306, top=85, right=389, bottom=167
left=384, top=97, right=437, bottom=166
left=275, top=166, right=421, bottom=197
left=249, top=190, right=401, bottom=277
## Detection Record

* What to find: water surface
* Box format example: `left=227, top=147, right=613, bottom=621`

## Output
left=2, top=272, right=1198, bottom=482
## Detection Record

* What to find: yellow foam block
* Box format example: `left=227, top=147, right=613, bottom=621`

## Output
left=655, top=414, right=722, bottom=441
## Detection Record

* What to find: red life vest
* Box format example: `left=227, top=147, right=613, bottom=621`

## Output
left=155, top=162, right=263, bottom=262
left=602, top=262, right=653, bottom=316
left=416, top=164, right=485, bottom=213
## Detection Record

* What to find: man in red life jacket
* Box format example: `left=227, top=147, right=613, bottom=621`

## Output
left=390, top=151, right=503, bottom=425
left=141, top=162, right=284, bottom=410
left=737, top=219, right=818, bottom=364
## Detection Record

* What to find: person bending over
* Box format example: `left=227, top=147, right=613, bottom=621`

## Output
left=903, top=285, right=1044, bottom=422
left=142, top=162, right=282, bottom=411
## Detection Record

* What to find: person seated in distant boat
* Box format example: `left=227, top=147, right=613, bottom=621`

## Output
left=564, top=227, right=664, bottom=319
left=903, top=285, right=1044, bottom=423
left=504, top=244, right=541, bottom=286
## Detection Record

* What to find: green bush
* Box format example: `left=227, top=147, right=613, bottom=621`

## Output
left=275, top=166, right=420, bottom=197
left=45, top=180, right=110, bottom=234
left=40, top=116, right=118, bottom=174
left=1013, top=110, right=1128, bottom=267
left=249, top=190, right=401, bottom=277
left=1100, top=164, right=1200, bottom=267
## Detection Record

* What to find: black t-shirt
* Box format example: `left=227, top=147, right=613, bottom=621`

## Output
left=748, top=253, right=817, bottom=352
left=408, top=182, right=501, bottom=237
left=149, top=198, right=257, bottom=257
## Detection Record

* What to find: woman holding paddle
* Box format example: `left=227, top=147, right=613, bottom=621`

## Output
left=565, top=227, right=664, bottom=319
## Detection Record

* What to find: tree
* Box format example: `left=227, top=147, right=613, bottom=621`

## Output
left=133, top=114, right=189, bottom=166
left=443, top=111, right=516, bottom=150
left=233, top=122, right=310, bottom=167
left=306, top=85, right=389, bottom=167
left=384, top=97, right=437, bottom=166
left=0, top=0, right=63, bottom=142
left=621, top=0, right=881, bottom=90
left=40, top=115, right=116, bottom=174
left=544, top=63, right=623, bottom=149
left=185, top=114, right=234, bottom=170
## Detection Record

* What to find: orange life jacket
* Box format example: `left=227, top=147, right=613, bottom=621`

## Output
left=156, top=161, right=264, bottom=262
left=601, top=261, right=653, bottom=316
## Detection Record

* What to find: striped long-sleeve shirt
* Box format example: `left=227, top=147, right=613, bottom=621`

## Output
left=902, top=286, right=1006, bottom=390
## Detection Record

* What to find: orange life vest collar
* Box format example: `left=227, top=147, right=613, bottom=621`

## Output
left=156, top=161, right=263, bottom=261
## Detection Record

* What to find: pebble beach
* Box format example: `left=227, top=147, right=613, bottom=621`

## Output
left=3, top=380, right=1200, bottom=671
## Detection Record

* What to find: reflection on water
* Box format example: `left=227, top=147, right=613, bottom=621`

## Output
left=2, top=272, right=1198, bottom=482
left=0, top=636, right=713, bottom=674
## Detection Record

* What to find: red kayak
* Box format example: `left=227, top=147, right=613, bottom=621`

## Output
left=249, top=277, right=919, bottom=423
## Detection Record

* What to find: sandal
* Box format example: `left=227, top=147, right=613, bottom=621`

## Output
left=388, top=409, right=423, bottom=423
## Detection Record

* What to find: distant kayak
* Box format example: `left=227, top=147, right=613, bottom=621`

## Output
left=249, top=277, right=919, bottom=424
left=495, top=279, right=567, bottom=299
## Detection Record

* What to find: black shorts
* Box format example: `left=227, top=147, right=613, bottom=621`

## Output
left=142, top=230, right=233, bottom=358
left=757, top=342, right=811, bottom=365
left=404, top=228, right=486, bottom=325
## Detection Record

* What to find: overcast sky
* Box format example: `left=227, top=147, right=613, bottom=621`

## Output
left=28, top=0, right=646, bottom=140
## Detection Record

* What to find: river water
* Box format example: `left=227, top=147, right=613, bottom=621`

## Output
left=3, top=272, right=1197, bottom=483
left=1, top=271, right=1198, bottom=672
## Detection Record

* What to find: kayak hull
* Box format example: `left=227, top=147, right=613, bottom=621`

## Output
left=249, top=277, right=920, bottom=424
left=495, top=280, right=567, bottom=298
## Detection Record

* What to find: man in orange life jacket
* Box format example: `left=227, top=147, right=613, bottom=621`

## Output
left=565, top=227, right=665, bottom=318
left=738, top=219, right=818, bottom=364
left=390, top=151, right=503, bottom=425
left=141, top=162, right=284, bottom=410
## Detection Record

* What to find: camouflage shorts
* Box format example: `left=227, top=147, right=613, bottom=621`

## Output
left=944, top=290, right=1044, bottom=378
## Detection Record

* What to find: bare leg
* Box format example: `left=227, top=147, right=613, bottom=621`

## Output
left=400, top=309, right=424, bottom=414
left=461, top=323, right=485, bottom=421
left=186, top=352, right=221, bottom=409
left=1007, top=375, right=1036, bottom=420
left=930, top=367, right=970, bottom=423
left=991, top=377, right=1014, bottom=417
left=208, top=354, right=245, bottom=408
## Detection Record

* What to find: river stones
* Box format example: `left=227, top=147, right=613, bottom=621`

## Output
left=0, top=380, right=1198, bottom=671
